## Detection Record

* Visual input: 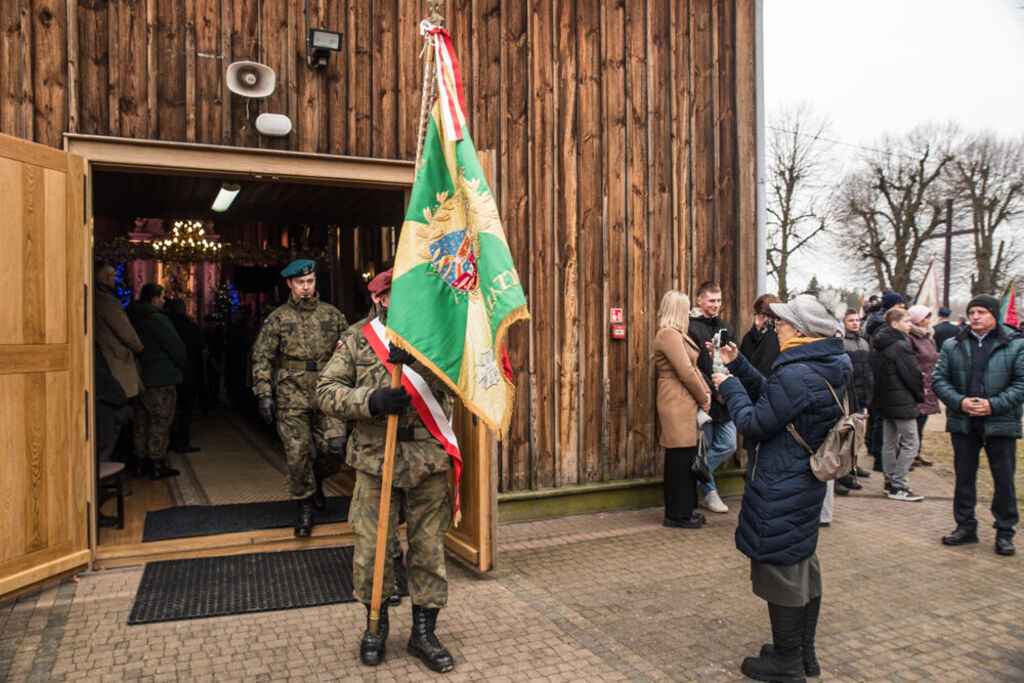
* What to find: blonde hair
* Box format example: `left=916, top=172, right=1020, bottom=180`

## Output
left=884, top=307, right=909, bottom=325
left=658, top=290, right=691, bottom=333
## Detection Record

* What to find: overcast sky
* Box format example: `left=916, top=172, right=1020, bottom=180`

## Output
left=763, top=0, right=1024, bottom=296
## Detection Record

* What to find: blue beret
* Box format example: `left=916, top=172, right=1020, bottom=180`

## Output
left=281, top=259, right=316, bottom=279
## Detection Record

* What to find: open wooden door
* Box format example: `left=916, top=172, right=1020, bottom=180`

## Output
left=444, top=401, right=496, bottom=571
left=0, top=133, right=90, bottom=599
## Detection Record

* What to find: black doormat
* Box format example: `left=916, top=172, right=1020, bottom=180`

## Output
left=141, top=496, right=351, bottom=542
left=128, top=546, right=408, bottom=624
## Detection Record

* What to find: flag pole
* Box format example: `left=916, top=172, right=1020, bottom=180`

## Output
left=368, top=363, right=404, bottom=634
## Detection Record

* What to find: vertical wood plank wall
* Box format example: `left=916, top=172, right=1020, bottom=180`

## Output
left=1, top=0, right=758, bottom=495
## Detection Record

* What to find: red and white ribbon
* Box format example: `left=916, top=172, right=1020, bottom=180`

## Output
left=420, top=21, right=467, bottom=142
left=363, top=318, right=462, bottom=518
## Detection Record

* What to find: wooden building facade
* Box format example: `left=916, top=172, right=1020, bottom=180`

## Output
left=1, top=1, right=757, bottom=497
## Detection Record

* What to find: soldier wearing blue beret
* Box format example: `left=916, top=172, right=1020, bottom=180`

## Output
left=251, top=259, right=349, bottom=536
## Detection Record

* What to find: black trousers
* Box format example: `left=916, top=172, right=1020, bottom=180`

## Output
left=951, top=425, right=1018, bottom=538
left=171, top=380, right=197, bottom=448
left=664, top=446, right=699, bottom=521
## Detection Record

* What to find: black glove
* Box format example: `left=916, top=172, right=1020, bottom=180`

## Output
left=368, top=387, right=412, bottom=416
left=327, top=435, right=347, bottom=458
left=387, top=345, right=415, bottom=366
left=258, top=396, right=276, bottom=425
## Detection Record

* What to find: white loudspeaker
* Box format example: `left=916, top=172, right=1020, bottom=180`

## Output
left=255, top=113, right=292, bottom=137
left=225, top=61, right=276, bottom=98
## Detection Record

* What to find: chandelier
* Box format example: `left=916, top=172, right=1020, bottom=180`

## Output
left=152, top=220, right=222, bottom=261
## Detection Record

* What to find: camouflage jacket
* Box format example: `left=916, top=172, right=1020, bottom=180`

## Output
left=317, top=315, right=453, bottom=488
left=251, top=295, right=348, bottom=437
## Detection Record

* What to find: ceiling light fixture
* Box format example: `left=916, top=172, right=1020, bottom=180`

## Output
left=211, top=183, right=241, bottom=212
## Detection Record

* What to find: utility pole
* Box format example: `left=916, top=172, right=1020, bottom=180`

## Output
left=923, top=199, right=974, bottom=308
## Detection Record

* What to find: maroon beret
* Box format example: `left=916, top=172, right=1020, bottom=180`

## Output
left=367, top=268, right=393, bottom=295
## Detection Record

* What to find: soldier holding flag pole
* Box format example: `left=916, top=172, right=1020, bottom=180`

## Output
left=318, top=7, right=528, bottom=672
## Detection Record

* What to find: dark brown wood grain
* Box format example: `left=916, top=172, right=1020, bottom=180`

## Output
left=32, top=0, right=66, bottom=148
left=529, top=0, right=555, bottom=489
left=603, top=0, right=627, bottom=480
left=576, top=0, right=603, bottom=485
left=690, top=0, right=714, bottom=290
left=554, top=0, right=579, bottom=487
left=715, top=0, right=739, bottom=320
left=372, top=0, right=398, bottom=159
left=500, top=0, right=530, bottom=492
left=625, top=0, right=650, bottom=477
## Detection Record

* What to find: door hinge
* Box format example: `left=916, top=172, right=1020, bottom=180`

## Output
left=83, top=284, right=88, bottom=335
left=84, top=389, right=89, bottom=441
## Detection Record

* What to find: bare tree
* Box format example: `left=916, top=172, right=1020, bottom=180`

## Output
left=951, top=134, right=1024, bottom=295
left=834, top=126, right=954, bottom=294
left=765, top=106, right=833, bottom=300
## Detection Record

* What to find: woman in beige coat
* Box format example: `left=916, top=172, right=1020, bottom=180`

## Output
left=654, top=290, right=712, bottom=528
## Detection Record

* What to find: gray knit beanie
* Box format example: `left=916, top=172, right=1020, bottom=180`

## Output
left=769, top=294, right=840, bottom=338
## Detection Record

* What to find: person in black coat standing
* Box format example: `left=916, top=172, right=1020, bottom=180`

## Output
left=687, top=281, right=737, bottom=514
left=167, top=298, right=207, bottom=453
left=870, top=308, right=925, bottom=501
left=932, top=306, right=959, bottom=351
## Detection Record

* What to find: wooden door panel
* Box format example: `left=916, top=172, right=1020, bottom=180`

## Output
left=444, top=400, right=495, bottom=572
left=0, top=160, right=69, bottom=345
left=0, top=133, right=89, bottom=599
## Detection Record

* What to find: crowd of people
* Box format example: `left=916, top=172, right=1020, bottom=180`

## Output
left=654, top=282, right=1023, bottom=682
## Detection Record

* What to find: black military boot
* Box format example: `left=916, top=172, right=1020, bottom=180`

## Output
left=388, top=553, right=404, bottom=606
left=294, top=496, right=314, bottom=537
left=359, top=603, right=388, bottom=666
left=312, top=474, right=326, bottom=510
left=742, top=603, right=806, bottom=682
left=407, top=605, right=455, bottom=673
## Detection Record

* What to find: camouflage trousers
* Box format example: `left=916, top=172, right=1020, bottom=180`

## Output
left=275, top=407, right=341, bottom=500
left=351, top=470, right=452, bottom=608
left=132, top=385, right=176, bottom=464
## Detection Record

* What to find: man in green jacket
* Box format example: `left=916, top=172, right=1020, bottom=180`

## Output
left=933, top=294, right=1024, bottom=556
left=128, top=283, right=187, bottom=479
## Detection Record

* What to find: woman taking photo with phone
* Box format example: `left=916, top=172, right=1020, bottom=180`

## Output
left=710, top=293, right=850, bottom=681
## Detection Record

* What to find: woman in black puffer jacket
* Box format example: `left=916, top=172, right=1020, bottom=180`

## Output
left=713, top=294, right=850, bottom=682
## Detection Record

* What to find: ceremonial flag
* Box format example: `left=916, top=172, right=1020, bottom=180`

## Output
left=1002, top=284, right=1018, bottom=328
left=386, top=24, right=529, bottom=439
left=914, top=260, right=940, bottom=318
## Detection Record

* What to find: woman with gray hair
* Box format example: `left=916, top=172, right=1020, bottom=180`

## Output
left=710, top=293, right=851, bottom=681
left=654, top=291, right=712, bottom=528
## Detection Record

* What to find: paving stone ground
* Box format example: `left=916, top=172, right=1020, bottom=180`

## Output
left=2, top=455, right=1022, bottom=682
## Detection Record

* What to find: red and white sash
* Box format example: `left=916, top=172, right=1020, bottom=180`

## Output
left=362, top=318, right=462, bottom=519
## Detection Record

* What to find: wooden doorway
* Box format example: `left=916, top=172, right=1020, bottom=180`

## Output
left=65, top=135, right=497, bottom=574
left=0, top=134, right=90, bottom=599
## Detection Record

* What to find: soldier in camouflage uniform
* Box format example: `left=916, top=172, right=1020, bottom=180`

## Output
left=317, top=268, right=456, bottom=673
left=251, top=259, right=349, bottom=537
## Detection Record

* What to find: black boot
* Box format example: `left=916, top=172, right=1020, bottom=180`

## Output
left=294, top=496, right=314, bottom=537
left=407, top=605, right=455, bottom=673
left=388, top=553, right=404, bottom=606
left=359, top=603, right=388, bottom=666
left=742, top=603, right=806, bottom=682
left=312, top=474, right=326, bottom=510
left=150, top=461, right=180, bottom=479
left=760, top=596, right=821, bottom=677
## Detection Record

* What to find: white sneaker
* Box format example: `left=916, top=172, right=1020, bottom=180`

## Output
left=701, top=490, right=729, bottom=513
left=886, top=488, right=924, bottom=502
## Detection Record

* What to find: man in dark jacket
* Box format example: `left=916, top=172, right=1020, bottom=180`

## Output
left=128, top=283, right=187, bottom=479
left=933, top=294, right=1024, bottom=556
left=167, top=298, right=207, bottom=453
left=687, top=281, right=737, bottom=514
left=932, top=306, right=959, bottom=351
left=838, top=309, right=873, bottom=486
left=870, top=307, right=925, bottom=501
